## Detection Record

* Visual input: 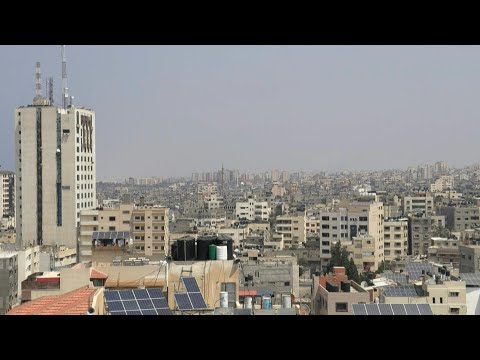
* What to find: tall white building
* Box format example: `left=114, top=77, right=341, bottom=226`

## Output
left=15, top=60, right=96, bottom=250
left=235, top=197, right=271, bottom=221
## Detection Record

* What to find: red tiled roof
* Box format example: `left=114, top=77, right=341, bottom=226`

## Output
left=90, top=268, right=108, bottom=280
left=239, top=289, right=257, bottom=297
left=7, top=286, right=97, bottom=315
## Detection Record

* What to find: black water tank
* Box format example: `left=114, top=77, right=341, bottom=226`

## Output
left=177, top=236, right=196, bottom=261
left=340, top=280, right=351, bottom=293
left=196, top=235, right=216, bottom=260
left=326, top=280, right=339, bottom=292
left=216, top=235, right=234, bottom=260
left=171, top=243, right=178, bottom=261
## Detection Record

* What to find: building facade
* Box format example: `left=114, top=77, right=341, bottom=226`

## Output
left=235, top=198, right=271, bottom=221
left=15, top=93, right=96, bottom=249
left=408, top=215, right=445, bottom=256
left=383, top=218, right=408, bottom=262
left=0, top=253, right=18, bottom=315
left=436, top=205, right=480, bottom=232
left=275, top=213, right=306, bottom=248
left=403, top=194, right=434, bottom=216
left=0, top=171, right=15, bottom=224
left=352, top=234, right=384, bottom=272
left=459, top=245, right=480, bottom=274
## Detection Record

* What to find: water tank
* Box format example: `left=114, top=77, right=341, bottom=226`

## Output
left=216, top=236, right=234, bottom=260
left=244, top=297, right=253, bottom=309
left=262, top=296, right=272, bottom=309
left=197, top=236, right=216, bottom=261
left=326, top=280, right=339, bottom=292
left=340, top=280, right=351, bottom=293
left=216, top=245, right=228, bottom=260
left=282, top=294, right=292, bottom=309
left=177, top=236, right=196, bottom=261
left=208, top=244, right=217, bottom=260
left=220, top=291, right=229, bottom=308
left=171, top=243, right=178, bottom=261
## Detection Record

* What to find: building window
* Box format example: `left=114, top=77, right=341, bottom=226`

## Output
left=93, top=226, right=97, bottom=231
left=440, top=297, right=443, bottom=304
left=449, top=292, right=459, bottom=297
left=449, top=308, right=460, bottom=314
left=221, top=282, right=236, bottom=307
left=109, top=226, right=116, bottom=231
left=335, top=302, right=348, bottom=312
left=109, top=216, right=116, bottom=221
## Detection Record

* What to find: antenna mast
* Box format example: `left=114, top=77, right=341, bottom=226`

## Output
left=35, top=62, right=42, bottom=99
left=61, top=45, right=68, bottom=109
left=48, top=77, right=54, bottom=104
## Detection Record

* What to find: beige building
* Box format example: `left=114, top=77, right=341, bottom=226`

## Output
left=380, top=277, right=467, bottom=315
left=383, top=218, right=408, bottom=261
left=306, top=216, right=320, bottom=235
left=15, top=87, right=96, bottom=249
left=78, top=205, right=169, bottom=262
left=352, top=234, right=384, bottom=272
left=430, top=175, right=454, bottom=193
left=403, top=194, right=434, bottom=216
left=427, top=237, right=461, bottom=268
left=235, top=197, right=271, bottom=221
left=275, top=213, right=306, bottom=248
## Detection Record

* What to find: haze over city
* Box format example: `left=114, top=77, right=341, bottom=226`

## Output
left=1, top=45, right=480, bottom=178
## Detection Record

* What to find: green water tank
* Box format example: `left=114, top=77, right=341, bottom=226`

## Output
left=209, top=244, right=217, bottom=260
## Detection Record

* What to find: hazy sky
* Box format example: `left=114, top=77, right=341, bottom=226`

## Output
left=1, top=45, right=479, bottom=179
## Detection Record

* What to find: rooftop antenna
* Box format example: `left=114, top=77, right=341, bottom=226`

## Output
left=61, top=45, right=69, bottom=109
left=48, top=77, right=54, bottom=104
left=34, top=61, right=42, bottom=101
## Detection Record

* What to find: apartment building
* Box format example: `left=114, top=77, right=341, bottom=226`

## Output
left=0, top=170, right=15, bottom=223
left=306, top=216, right=320, bottom=235
left=78, top=205, right=169, bottom=262
left=430, top=175, right=454, bottom=193
left=408, top=215, right=445, bottom=256
left=0, top=253, right=18, bottom=315
left=275, top=213, right=306, bottom=248
left=428, top=237, right=461, bottom=268
left=459, top=245, right=480, bottom=273
left=436, top=205, right=480, bottom=232
left=403, top=194, right=434, bottom=216
left=383, top=218, right=408, bottom=261
left=235, top=197, right=271, bottom=221
left=318, top=200, right=384, bottom=251
left=352, top=234, right=384, bottom=272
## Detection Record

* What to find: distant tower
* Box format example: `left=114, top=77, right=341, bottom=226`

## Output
left=61, top=45, right=69, bottom=109
left=48, top=77, right=54, bottom=104
left=221, top=163, right=225, bottom=196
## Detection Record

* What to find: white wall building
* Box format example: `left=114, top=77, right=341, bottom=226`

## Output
left=0, top=171, right=15, bottom=227
left=15, top=63, right=96, bottom=250
left=235, top=198, right=271, bottom=221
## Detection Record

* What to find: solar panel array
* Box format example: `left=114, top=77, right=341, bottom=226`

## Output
left=92, top=231, right=130, bottom=240
left=382, top=285, right=419, bottom=297
left=382, top=271, right=408, bottom=285
left=353, top=303, right=433, bottom=315
left=105, top=288, right=172, bottom=315
left=173, top=277, right=208, bottom=311
left=459, top=273, right=480, bottom=286
left=405, top=261, right=436, bottom=279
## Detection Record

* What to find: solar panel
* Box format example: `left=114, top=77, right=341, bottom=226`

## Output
left=126, top=310, right=142, bottom=315
left=92, top=231, right=99, bottom=239
left=391, top=304, right=406, bottom=315
left=107, top=301, right=124, bottom=311
left=365, top=304, right=381, bottom=315
left=123, top=300, right=140, bottom=310
left=137, top=299, right=154, bottom=309
left=147, top=288, right=164, bottom=299
left=405, top=304, right=420, bottom=315
left=182, top=277, right=201, bottom=293
left=417, top=304, right=434, bottom=315
left=460, top=273, right=480, bottom=286
left=119, top=290, right=135, bottom=300
left=378, top=303, right=394, bottom=315
left=105, top=291, right=121, bottom=301
left=110, top=311, right=126, bottom=315
left=157, top=308, right=173, bottom=315
left=133, top=289, right=150, bottom=300
left=141, top=309, right=158, bottom=315
left=152, top=298, right=169, bottom=309
left=383, top=285, right=418, bottom=297
left=189, top=292, right=208, bottom=309
left=174, top=293, right=193, bottom=310
left=352, top=304, right=367, bottom=315
left=106, top=288, right=172, bottom=315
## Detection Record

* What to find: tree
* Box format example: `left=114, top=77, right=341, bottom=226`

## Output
left=327, top=242, right=360, bottom=283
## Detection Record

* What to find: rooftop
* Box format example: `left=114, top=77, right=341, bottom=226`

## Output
left=7, top=286, right=98, bottom=315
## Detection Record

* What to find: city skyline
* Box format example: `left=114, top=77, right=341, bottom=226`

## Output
left=2, top=45, right=480, bottom=178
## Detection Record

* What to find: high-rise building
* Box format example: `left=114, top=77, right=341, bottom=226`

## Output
left=15, top=56, right=96, bottom=251
left=0, top=170, right=15, bottom=221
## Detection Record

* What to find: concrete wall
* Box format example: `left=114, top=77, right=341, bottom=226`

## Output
left=241, top=262, right=299, bottom=298
left=0, top=254, right=18, bottom=314
left=460, top=245, right=480, bottom=273
left=313, top=282, right=369, bottom=315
